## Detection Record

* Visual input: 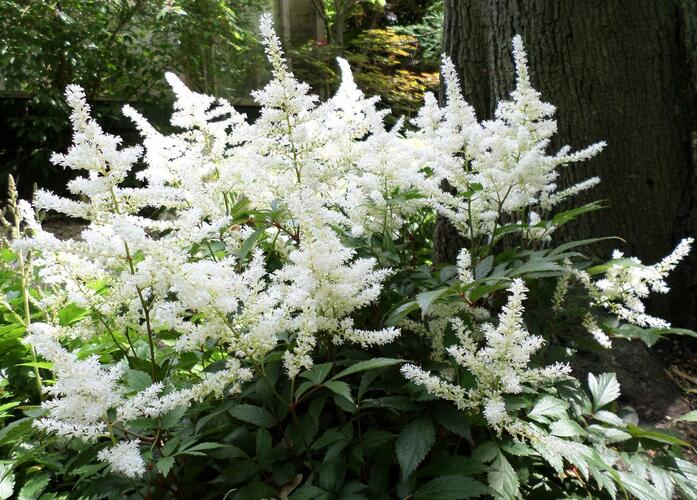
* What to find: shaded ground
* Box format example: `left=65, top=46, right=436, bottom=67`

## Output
left=655, top=337, right=697, bottom=458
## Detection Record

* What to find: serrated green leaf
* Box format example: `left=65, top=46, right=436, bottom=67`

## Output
left=157, top=456, right=175, bottom=477
left=385, top=301, right=419, bottom=326
left=0, top=464, right=14, bottom=500
left=528, top=396, right=568, bottom=423
left=617, top=471, right=662, bottom=500
left=593, top=410, right=626, bottom=427
left=432, top=406, right=472, bottom=441
left=17, top=472, right=50, bottom=500
left=413, top=475, right=488, bottom=499
left=588, top=373, right=621, bottom=410
left=126, top=370, right=153, bottom=393
left=587, top=425, right=632, bottom=443
left=395, top=417, right=435, bottom=479
left=299, top=362, right=333, bottom=384
left=550, top=418, right=586, bottom=437
left=488, top=451, right=519, bottom=500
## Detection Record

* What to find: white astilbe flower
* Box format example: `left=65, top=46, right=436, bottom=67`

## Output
left=118, top=359, right=253, bottom=422
left=574, top=238, right=694, bottom=329
left=456, top=248, right=473, bottom=286
left=483, top=396, right=508, bottom=427
left=26, top=323, right=125, bottom=440
left=583, top=313, right=612, bottom=348
left=97, top=440, right=146, bottom=478
left=410, top=37, right=605, bottom=238
left=402, top=279, right=571, bottom=433
left=272, top=232, right=396, bottom=377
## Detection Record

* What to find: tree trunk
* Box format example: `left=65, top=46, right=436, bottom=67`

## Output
left=439, top=0, right=697, bottom=329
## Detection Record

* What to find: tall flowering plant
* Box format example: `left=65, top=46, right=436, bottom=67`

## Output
left=0, top=14, right=695, bottom=499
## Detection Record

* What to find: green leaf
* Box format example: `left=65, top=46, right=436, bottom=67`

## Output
left=588, top=373, right=621, bottom=410
left=323, top=381, right=353, bottom=404
left=416, top=288, right=450, bottom=316
left=671, top=457, right=697, bottom=499
left=593, top=410, right=627, bottom=427
left=647, top=464, right=674, bottom=500
left=488, top=451, right=519, bottom=500
left=432, top=406, right=472, bottom=441
left=126, top=369, right=153, bottom=393
left=413, top=475, right=488, bottom=499
left=256, top=429, right=273, bottom=462
left=17, top=472, right=50, bottom=500
left=230, top=404, right=276, bottom=428
left=472, top=442, right=498, bottom=464
left=474, top=255, right=494, bottom=279
left=299, top=362, right=333, bottom=384
left=289, top=484, right=330, bottom=500
left=360, top=428, right=394, bottom=449
left=361, top=395, right=417, bottom=411
left=385, top=300, right=419, bottom=326
left=0, top=402, right=20, bottom=414
left=395, top=417, right=436, bottom=480
left=16, top=362, right=53, bottom=370
left=527, top=396, right=568, bottom=423
left=547, top=237, right=619, bottom=256
left=157, top=456, right=175, bottom=477
left=179, top=441, right=224, bottom=455
left=550, top=418, right=586, bottom=437
left=676, top=410, right=697, bottom=422
left=0, top=418, right=32, bottom=445
left=616, top=471, right=662, bottom=500
left=57, top=303, right=89, bottom=326
left=330, top=358, right=405, bottom=380
left=0, top=464, right=14, bottom=500
left=550, top=202, right=605, bottom=226
left=625, top=424, right=689, bottom=447
left=587, top=425, right=632, bottom=443
left=236, top=227, right=264, bottom=265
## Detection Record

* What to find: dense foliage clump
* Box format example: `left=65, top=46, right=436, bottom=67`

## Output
left=1, top=14, right=696, bottom=500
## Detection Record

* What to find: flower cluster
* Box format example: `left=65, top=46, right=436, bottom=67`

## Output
left=552, top=238, right=694, bottom=344
left=408, top=36, right=605, bottom=239
left=402, top=279, right=571, bottom=430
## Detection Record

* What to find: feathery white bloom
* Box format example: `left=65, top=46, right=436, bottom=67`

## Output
left=403, top=279, right=570, bottom=433
left=583, top=313, right=612, bottom=348
left=575, top=238, right=694, bottom=329
left=97, top=440, right=145, bottom=478
left=26, top=323, right=125, bottom=440
left=410, top=38, right=605, bottom=238
left=483, top=397, right=508, bottom=426
left=456, top=248, right=473, bottom=286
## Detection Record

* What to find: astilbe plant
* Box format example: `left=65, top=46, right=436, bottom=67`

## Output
left=0, top=14, right=696, bottom=500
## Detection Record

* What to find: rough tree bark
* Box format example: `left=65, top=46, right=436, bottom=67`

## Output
left=438, top=0, right=697, bottom=421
